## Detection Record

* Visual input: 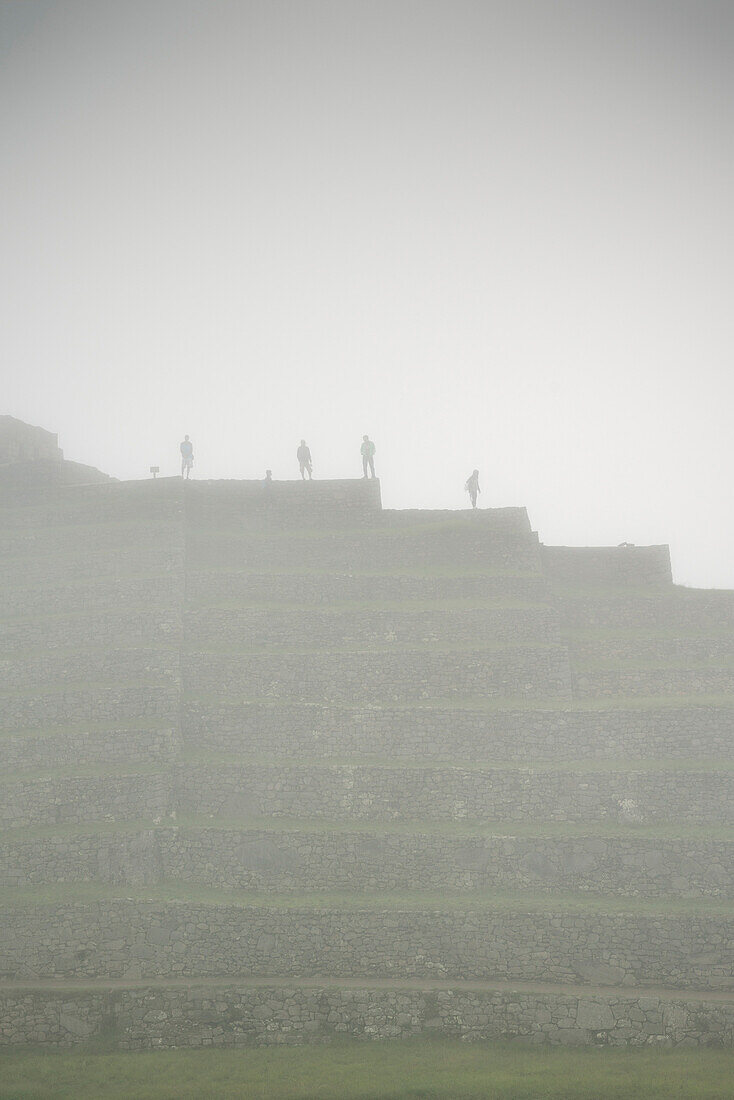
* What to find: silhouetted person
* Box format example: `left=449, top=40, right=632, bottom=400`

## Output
left=264, top=469, right=273, bottom=484
left=465, top=469, right=480, bottom=509
left=361, top=435, right=376, bottom=478
left=297, top=440, right=312, bottom=480
left=180, top=435, right=194, bottom=479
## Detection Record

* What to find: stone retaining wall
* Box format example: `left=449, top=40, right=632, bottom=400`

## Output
left=0, top=684, right=180, bottom=732
left=0, top=649, right=179, bottom=691
left=0, top=543, right=184, bottom=586
left=176, top=762, right=734, bottom=827
left=557, top=591, right=734, bottom=631
left=1, top=982, right=731, bottom=1048
left=1, top=902, right=731, bottom=990
left=543, top=546, right=672, bottom=588
left=0, top=773, right=173, bottom=829
left=187, top=529, right=542, bottom=574
left=570, top=637, right=734, bottom=666
left=574, top=667, right=734, bottom=698
left=4, top=760, right=732, bottom=834
left=4, top=827, right=725, bottom=898
left=182, top=647, right=573, bottom=705
left=0, top=574, right=182, bottom=618
left=1, top=725, right=180, bottom=771
left=155, top=829, right=734, bottom=898
left=0, top=608, right=182, bottom=651
left=186, top=605, right=561, bottom=649
left=186, top=570, right=547, bottom=606
left=183, top=700, right=734, bottom=762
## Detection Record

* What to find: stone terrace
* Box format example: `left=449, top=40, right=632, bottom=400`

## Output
left=0, top=470, right=733, bottom=1049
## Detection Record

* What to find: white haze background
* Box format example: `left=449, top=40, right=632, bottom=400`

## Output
left=2, top=0, right=732, bottom=587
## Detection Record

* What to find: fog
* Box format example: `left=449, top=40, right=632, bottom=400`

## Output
left=2, top=0, right=733, bottom=588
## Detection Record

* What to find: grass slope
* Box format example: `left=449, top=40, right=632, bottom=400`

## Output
left=1, top=1039, right=734, bottom=1099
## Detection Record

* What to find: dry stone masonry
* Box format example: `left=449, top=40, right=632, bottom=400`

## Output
left=1, top=420, right=733, bottom=1049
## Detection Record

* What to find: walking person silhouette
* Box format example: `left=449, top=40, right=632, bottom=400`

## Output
left=180, top=435, right=194, bottom=479
left=465, top=469, right=480, bottom=509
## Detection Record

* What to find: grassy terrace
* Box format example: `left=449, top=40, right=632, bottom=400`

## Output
left=1, top=882, right=733, bottom=916
left=0, top=677, right=176, bottom=699
left=570, top=654, right=734, bottom=671
left=3, top=1040, right=734, bottom=1100
left=0, top=596, right=548, bottom=627
left=183, top=691, right=734, bottom=711
left=0, top=603, right=180, bottom=626
left=0, top=643, right=179, bottom=661
left=0, top=718, right=175, bottom=740
left=180, top=639, right=565, bottom=657
left=563, top=625, right=734, bottom=642
left=4, top=814, right=734, bottom=842
left=2, top=752, right=734, bottom=786
left=0, top=761, right=170, bottom=783
left=186, top=595, right=551, bottom=612
left=0, top=568, right=182, bottom=596
left=186, top=562, right=544, bottom=578
left=178, top=749, right=734, bottom=773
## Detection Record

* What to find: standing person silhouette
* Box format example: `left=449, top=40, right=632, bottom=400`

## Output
left=361, top=435, right=376, bottom=478
left=180, top=435, right=194, bottom=479
left=465, top=469, right=480, bottom=509
left=297, top=440, right=313, bottom=480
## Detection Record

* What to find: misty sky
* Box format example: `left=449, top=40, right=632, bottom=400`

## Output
left=1, top=0, right=732, bottom=588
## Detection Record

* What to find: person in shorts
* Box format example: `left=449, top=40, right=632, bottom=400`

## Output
left=297, top=440, right=313, bottom=480
left=180, top=435, right=194, bottom=478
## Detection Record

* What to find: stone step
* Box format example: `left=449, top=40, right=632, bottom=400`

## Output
left=0, top=481, right=184, bottom=531
left=182, top=645, right=573, bottom=704
left=1, top=975, right=732, bottom=1048
left=0, top=574, right=182, bottom=618
left=187, top=570, right=548, bottom=606
left=570, top=636, right=734, bottom=666
left=182, top=699, right=734, bottom=763
left=182, top=477, right=382, bottom=526
left=4, top=755, right=731, bottom=832
left=0, top=683, right=180, bottom=732
left=543, top=545, right=672, bottom=588
left=0, top=607, right=182, bottom=650
left=0, top=543, right=184, bottom=586
left=1, top=822, right=730, bottom=898
left=0, top=648, right=179, bottom=692
left=0, top=723, right=180, bottom=772
left=0, top=772, right=173, bottom=829
left=574, top=666, right=734, bottom=698
left=187, top=527, right=542, bottom=574
left=184, top=604, right=561, bottom=650
left=556, top=589, right=734, bottom=632
left=1, top=896, right=731, bottom=991
left=175, top=760, right=734, bottom=828
left=381, top=507, right=532, bottom=533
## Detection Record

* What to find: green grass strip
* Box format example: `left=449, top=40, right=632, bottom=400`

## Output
left=573, top=655, right=734, bottom=673
left=0, top=762, right=169, bottom=785
left=0, top=678, right=176, bottom=700
left=564, top=625, right=734, bottom=643
left=2, top=1038, right=734, bottom=1099
left=181, top=638, right=563, bottom=658
left=186, top=562, right=543, bottom=579
left=1, top=882, right=732, bottom=917
left=0, top=718, right=176, bottom=742
left=5, top=814, right=730, bottom=843
left=185, top=596, right=550, bottom=614
left=178, top=748, right=734, bottom=774
left=183, top=691, right=734, bottom=713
